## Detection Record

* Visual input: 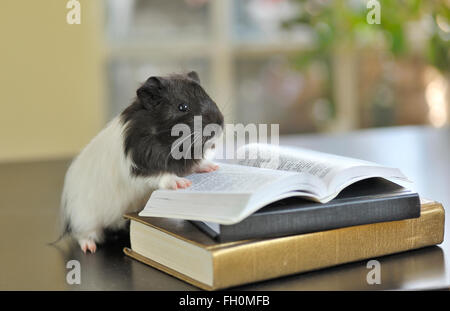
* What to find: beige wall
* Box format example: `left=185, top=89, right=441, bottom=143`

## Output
left=0, top=0, right=105, bottom=162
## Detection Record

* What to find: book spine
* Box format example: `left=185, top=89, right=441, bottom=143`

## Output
left=219, top=193, right=421, bottom=242
left=211, top=201, right=444, bottom=290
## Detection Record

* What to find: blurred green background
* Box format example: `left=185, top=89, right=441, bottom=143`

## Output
left=0, top=0, right=448, bottom=162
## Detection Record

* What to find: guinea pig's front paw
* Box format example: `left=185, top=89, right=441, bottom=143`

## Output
left=159, top=174, right=192, bottom=190
left=78, top=238, right=97, bottom=254
left=193, top=160, right=219, bottom=173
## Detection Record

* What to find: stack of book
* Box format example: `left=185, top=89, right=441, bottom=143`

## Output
left=124, top=144, right=445, bottom=290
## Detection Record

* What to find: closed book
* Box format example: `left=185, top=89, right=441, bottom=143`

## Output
left=191, top=179, right=421, bottom=242
left=123, top=200, right=444, bottom=290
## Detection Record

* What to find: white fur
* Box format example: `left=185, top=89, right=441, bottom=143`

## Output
left=61, top=116, right=183, bottom=250
left=61, top=115, right=219, bottom=252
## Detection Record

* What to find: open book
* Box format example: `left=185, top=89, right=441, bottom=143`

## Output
left=138, top=144, right=411, bottom=225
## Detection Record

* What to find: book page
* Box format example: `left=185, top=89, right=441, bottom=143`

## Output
left=139, top=163, right=316, bottom=224
left=180, top=163, right=295, bottom=193
left=235, top=144, right=371, bottom=182
left=234, top=144, right=409, bottom=199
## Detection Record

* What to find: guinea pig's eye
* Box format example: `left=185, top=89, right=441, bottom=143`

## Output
left=178, top=103, right=189, bottom=112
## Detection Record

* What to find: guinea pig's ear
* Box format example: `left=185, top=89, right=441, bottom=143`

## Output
left=187, top=71, right=200, bottom=84
left=136, top=76, right=164, bottom=108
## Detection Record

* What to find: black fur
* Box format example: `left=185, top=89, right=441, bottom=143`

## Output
left=121, top=72, right=224, bottom=177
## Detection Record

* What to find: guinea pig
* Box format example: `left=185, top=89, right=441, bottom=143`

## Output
left=59, top=71, right=224, bottom=253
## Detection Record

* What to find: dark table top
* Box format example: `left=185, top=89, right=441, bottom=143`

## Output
left=0, top=125, right=449, bottom=290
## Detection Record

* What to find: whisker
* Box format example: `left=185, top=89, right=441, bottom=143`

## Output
left=185, top=132, right=202, bottom=170
left=165, top=132, right=195, bottom=170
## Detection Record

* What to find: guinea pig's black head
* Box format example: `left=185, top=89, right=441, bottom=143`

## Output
left=121, top=71, right=224, bottom=177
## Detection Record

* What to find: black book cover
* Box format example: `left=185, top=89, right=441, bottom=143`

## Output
left=191, top=178, right=420, bottom=242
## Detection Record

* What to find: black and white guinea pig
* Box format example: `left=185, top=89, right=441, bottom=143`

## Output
left=60, top=71, right=224, bottom=253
